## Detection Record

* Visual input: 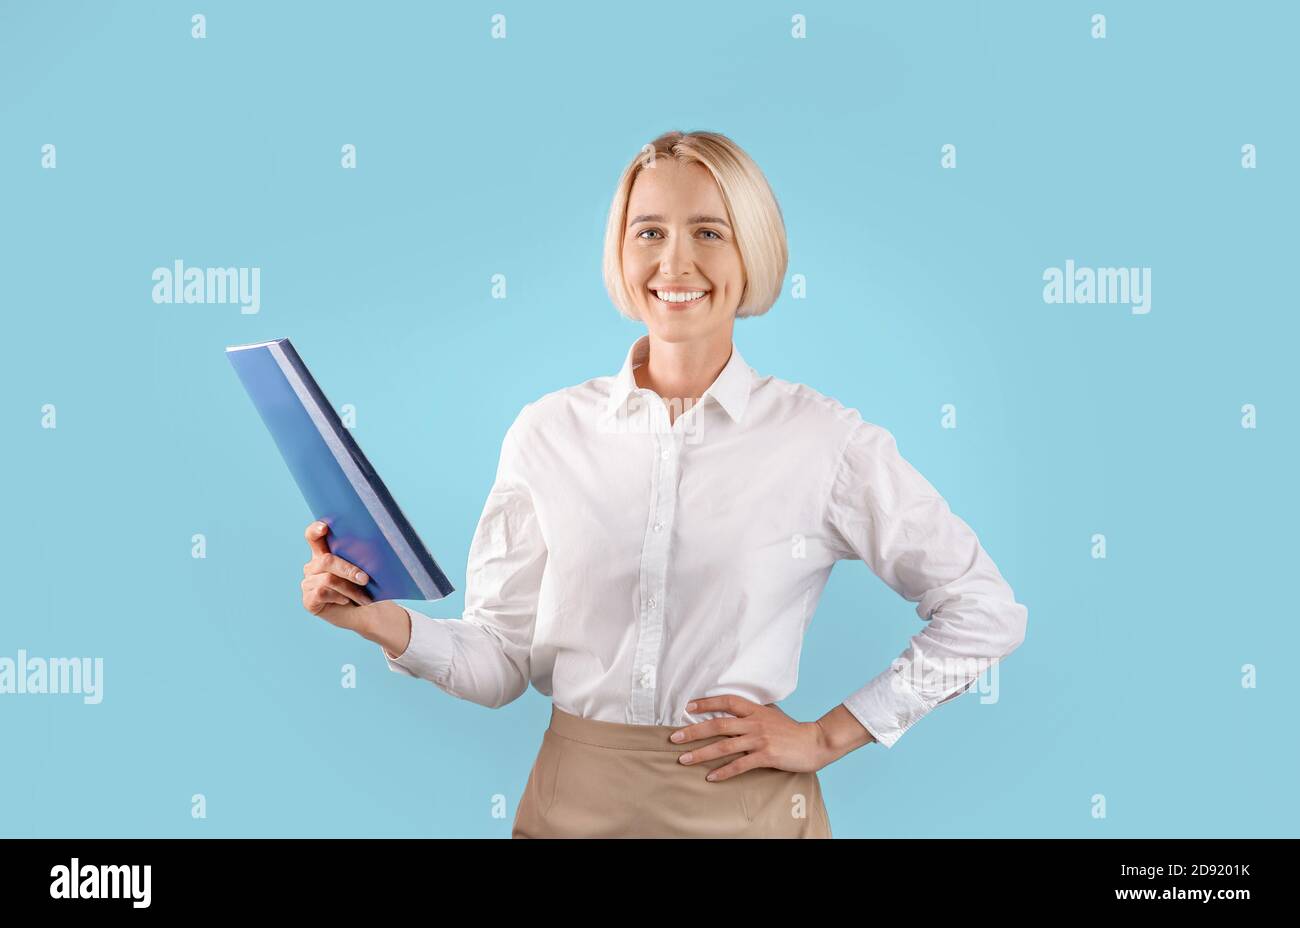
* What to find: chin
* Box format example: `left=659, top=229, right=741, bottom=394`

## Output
left=645, top=317, right=709, bottom=342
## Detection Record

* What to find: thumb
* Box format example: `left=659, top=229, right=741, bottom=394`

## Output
left=305, top=520, right=332, bottom=558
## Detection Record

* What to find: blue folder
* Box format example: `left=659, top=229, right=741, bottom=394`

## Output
left=226, top=337, right=454, bottom=603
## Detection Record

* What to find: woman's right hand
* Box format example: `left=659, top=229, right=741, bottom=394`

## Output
left=301, top=520, right=374, bottom=631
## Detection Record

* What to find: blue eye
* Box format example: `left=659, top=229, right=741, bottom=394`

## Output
left=636, top=228, right=722, bottom=240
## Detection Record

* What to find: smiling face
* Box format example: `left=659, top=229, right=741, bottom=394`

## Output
left=620, top=158, right=746, bottom=345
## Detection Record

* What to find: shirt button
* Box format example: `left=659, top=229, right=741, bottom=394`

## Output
left=660, top=449, right=671, bottom=461
left=647, top=597, right=657, bottom=609
left=639, top=665, right=655, bottom=688
left=653, top=522, right=663, bottom=532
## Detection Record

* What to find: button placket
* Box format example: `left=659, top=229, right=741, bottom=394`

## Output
left=629, top=403, right=679, bottom=724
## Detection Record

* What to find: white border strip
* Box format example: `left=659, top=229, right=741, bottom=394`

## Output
left=267, top=342, right=436, bottom=599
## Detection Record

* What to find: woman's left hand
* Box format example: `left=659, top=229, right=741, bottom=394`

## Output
left=670, top=694, right=833, bottom=781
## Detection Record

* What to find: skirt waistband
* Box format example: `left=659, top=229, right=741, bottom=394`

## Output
left=547, top=703, right=734, bottom=753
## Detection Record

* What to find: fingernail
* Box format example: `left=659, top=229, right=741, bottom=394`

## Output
left=686, top=701, right=697, bottom=711
left=679, top=753, right=693, bottom=763
left=705, top=772, right=716, bottom=781
left=356, top=571, right=367, bottom=583
left=670, top=731, right=684, bottom=742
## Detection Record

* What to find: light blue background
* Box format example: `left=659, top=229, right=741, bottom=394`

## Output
left=2, top=1, right=1295, bottom=838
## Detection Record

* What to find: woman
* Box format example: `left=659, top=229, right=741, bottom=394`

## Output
left=298, top=130, right=1029, bottom=838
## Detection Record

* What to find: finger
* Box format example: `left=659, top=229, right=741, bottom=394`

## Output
left=301, top=571, right=369, bottom=608
left=703, top=752, right=765, bottom=782
left=305, top=520, right=331, bottom=557
left=306, top=552, right=369, bottom=586
left=686, top=694, right=755, bottom=718
left=670, top=715, right=745, bottom=745
left=312, top=588, right=351, bottom=610
left=322, top=576, right=373, bottom=607
left=303, top=577, right=350, bottom=608
left=678, top=736, right=761, bottom=767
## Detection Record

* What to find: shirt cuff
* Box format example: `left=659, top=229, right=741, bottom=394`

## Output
left=382, top=606, right=455, bottom=685
left=842, top=665, right=932, bottom=749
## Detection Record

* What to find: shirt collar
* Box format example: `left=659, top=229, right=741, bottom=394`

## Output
left=605, top=334, right=753, bottom=424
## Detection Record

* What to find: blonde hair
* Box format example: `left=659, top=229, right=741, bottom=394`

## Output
left=602, top=130, right=788, bottom=321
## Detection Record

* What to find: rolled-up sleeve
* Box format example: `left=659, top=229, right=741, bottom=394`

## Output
left=380, top=407, right=548, bottom=708
left=825, top=419, right=1028, bottom=749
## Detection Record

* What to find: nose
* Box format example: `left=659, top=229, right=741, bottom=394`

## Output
left=659, top=231, right=696, bottom=278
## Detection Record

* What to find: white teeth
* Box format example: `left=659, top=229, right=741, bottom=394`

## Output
left=653, top=290, right=707, bottom=303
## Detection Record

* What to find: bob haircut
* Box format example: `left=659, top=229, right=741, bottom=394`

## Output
left=602, top=130, right=788, bottom=321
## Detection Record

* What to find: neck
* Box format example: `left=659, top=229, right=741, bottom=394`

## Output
left=634, top=327, right=734, bottom=418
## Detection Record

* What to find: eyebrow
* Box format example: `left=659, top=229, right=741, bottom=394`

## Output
left=628, top=213, right=731, bottom=229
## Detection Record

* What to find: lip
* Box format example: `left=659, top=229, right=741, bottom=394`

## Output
left=648, top=286, right=710, bottom=310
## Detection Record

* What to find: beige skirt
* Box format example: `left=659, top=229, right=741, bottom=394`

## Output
left=512, top=704, right=832, bottom=838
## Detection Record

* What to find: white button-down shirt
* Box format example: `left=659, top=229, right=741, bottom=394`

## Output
left=383, top=335, right=1028, bottom=747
